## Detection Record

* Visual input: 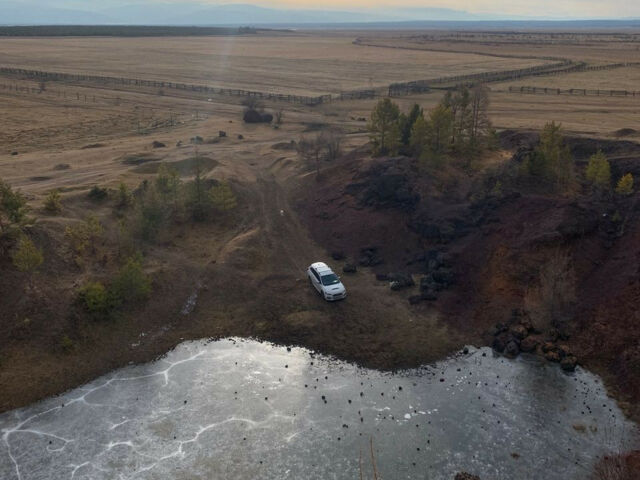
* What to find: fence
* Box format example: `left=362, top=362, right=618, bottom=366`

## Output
left=508, top=85, right=640, bottom=97
left=0, top=67, right=330, bottom=106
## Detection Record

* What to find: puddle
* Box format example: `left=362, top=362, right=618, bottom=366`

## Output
left=0, top=339, right=637, bottom=480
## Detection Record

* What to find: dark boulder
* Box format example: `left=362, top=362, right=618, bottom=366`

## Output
left=510, top=324, right=529, bottom=340
left=519, top=336, right=539, bottom=353
left=152, top=141, right=166, bottom=148
left=331, top=251, right=345, bottom=261
left=545, top=351, right=561, bottom=363
left=560, top=356, right=578, bottom=372
left=343, top=263, right=357, bottom=274
left=389, top=272, right=415, bottom=291
left=455, top=472, right=481, bottom=480
left=219, top=130, right=227, bottom=137
left=505, top=340, right=520, bottom=358
left=492, top=336, right=507, bottom=353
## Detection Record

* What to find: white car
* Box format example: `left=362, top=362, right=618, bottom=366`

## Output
left=307, top=262, right=347, bottom=301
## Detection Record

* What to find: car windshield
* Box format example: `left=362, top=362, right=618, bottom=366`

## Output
left=321, top=274, right=340, bottom=286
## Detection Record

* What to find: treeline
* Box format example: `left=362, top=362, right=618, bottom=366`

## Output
left=0, top=26, right=258, bottom=37
left=368, top=85, right=496, bottom=166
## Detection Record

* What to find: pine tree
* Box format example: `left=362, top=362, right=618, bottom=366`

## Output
left=616, top=173, right=634, bottom=196
left=12, top=235, right=43, bottom=273
left=210, top=181, right=238, bottom=212
left=585, top=151, right=611, bottom=190
left=368, top=98, right=401, bottom=156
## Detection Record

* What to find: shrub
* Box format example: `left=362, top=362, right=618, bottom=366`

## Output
left=616, top=173, right=634, bottom=196
left=116, top=182, right=132, bottom=209
left=78, top=281, right=111, bottom=315
left=210, top=181, right=238, bottom=212
left=60, top=335, right=74, bottom=353
left=44, top=189, right=62, bottom=213
left=88, top=185, right=108, bottom=202
left=585, top=151, right=611, bottom=190
left=12, top=236, right=44, bottom=272
left=110, top=256, right=152, bottom=305
left=0, top=179, right=28, bottom=232
left=64, top=215, right=103, bottom=255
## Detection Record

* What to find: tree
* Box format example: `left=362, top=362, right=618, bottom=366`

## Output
left=297, top=135, right=324, bottom=178
left=468, top=84, right=491, bottom=151
left=12, top=235, right=43, bottom=273
left=426, top=104, right=454, bottom=157
left=409, top=115, right=429, bottom=156
left=585, top=151, right=611, bottom=190
left=616, top=173, right=634, bottom=196
left=399, top=104, right=423, bottom=147
left=110, top=256, right=152, bottom=305
left=443, top=87, right=471, bottom=148
left=210, top=181, right=238, bottom=212
left=0, top=179, right=28, bottom=233
left=43, top=189, right=62, bottom=214
left=116, top=182, right=132, bottom=209
left=186, top=156, right=211, bottom=221
left=368, top=98, right=401, bottom=156
left=320, top=130, right=343, bottom=162
left=523, top=122, right=574, bottom=190
left=65, top=215, right=103, bottom=255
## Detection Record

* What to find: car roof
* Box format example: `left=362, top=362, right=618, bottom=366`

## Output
left=311, top=262, right=333, bottom=274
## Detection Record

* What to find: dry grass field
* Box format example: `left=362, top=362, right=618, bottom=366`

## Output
left=0, top=33, right=552, bottom=95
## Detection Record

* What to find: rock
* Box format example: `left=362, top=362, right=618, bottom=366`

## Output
left=557, top=345, right=572, bottom=358
left=388, top=272, right=415, bottom=290
left=519, top=336, right=539, bottom=353
left=219, top=130, right=227, bottom=137
left=342, top=263, right=357, bottom=274
left=510, top=325, right=529, bottom=340
left=238, top=134, right=244, bottom=140
left=455, top=473, right=481, bottom=480
left=11, top=151, right=18, bottom=156
left=492, top=336, right=506, bottom=353
left=152, top=141, right=166, bottom=148
left=505, top=340, right=520, bottom=358
left=541, top=342, right=556, bottom=353
left=408, top=295, right=423, bottom=305
left=176, top=141, right=183, bottom=147
left=331, top=251, right=345, bottom=261
left=560, top=356, right=578, bottom=372
left=545, top=351, right=561, bottom=363
left=488, top=323, right=508, bottom=337
left=420, top=290, right=437, bottom=301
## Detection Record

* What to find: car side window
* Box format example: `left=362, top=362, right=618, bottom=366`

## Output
left=311, top=268, right=320, bottom=281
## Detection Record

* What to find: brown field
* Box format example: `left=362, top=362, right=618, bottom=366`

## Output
left=0, top=34, right=551, bottom=95
left=2, top=29, right=640, bottom=429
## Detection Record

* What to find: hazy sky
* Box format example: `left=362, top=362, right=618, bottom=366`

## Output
left=22, top=0, right=640, bottom=18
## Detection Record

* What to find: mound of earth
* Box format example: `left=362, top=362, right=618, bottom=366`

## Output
left=614, top=128, right=639, bottom=138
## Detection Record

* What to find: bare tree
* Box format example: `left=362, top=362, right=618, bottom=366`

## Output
left=469, top=84, right=491, bottom=149
left=319, top=130, right=343, bottom=162
left=297, top=135, right=324, bottom=178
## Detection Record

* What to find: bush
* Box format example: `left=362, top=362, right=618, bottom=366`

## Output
left=44, top=189, right=62, bottom=213
left=110, top=256, right=152, bottom=305
left=88, top=185, right=108, bottom=202
left=65, top=215, right=103, bottom=255
left=78, top=281, right=111, bottom=315
left=116, top=182, right=132, bottom=209
left=210, top=181, right=238, bottom=212
left=585, top=151, right=611, bottom=190
left=616, top=173, right=634, bottom=196
left=60, top=335, right=74, bottom=353
left=0, top=179, right=28, bottom=232
left=12, top=236, right=44, bottom=273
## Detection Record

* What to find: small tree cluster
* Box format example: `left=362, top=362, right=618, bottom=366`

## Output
left=368, top=85, right=492, bottom=163
left=44, top=189, right=62, bottom=214
left=64, top=215, right=104, bottom=256
left=297, top=130, right=344, bottom=177
left=12, top=235, right=43, bottom=273
left=521, top=122, right=574, bottom=191
left=78, top=256, right=151, bottom=320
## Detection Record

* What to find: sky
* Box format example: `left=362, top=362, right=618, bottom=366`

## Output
left=13, top=0, right=640, bottom=19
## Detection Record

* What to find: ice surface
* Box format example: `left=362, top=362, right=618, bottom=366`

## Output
left=0, top=339, right=637, bottom=480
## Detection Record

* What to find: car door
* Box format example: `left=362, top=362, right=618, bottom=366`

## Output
left=310, top=268, right=322, bottom=293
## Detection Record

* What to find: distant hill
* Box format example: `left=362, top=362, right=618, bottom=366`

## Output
left=0, top=1, right=639, bottom=28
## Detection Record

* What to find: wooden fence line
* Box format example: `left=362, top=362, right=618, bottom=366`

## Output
left=508, top=85, right=640, bottom=97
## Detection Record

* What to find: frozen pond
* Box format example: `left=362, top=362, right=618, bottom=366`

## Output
left=0, top=338, right=637, bottom=480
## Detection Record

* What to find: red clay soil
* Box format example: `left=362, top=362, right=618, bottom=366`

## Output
left=295, top=135, right=640, bottom=420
